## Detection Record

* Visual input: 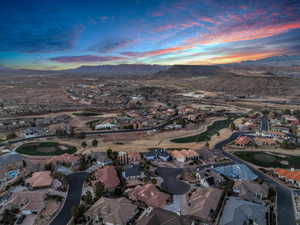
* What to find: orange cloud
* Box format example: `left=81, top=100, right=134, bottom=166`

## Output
left=187, top=51, right=282, bottom=65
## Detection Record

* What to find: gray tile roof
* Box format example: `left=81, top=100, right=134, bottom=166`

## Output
left=219, top=197, right=266, bottom=225
left=0, top=152, right=24, bottom=167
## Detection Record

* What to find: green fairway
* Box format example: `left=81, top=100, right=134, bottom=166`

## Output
left=233, top=151, right=300, bottom=169
left=16, top=142, right=76, bottom=156
left=171, top=118, right=235, bottom=143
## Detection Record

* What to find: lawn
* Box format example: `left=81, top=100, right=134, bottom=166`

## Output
left=233, top=151, right=300, bottom=169
left=171, top=118, right=235, bottom=143
left=16, top=142, right=76, bottom=156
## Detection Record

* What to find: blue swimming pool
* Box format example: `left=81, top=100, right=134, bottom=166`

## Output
left=7, top=170, right=18, bottom=179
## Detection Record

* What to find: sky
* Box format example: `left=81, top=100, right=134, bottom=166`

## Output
left=0, top=0, right=300, bottom=70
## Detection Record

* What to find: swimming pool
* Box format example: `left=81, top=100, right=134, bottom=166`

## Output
left=6, top=170, right=19, bottom=179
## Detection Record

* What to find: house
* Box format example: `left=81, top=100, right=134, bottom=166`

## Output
left=213, top=164, right=257, bottom=181
left=95, top=122, right=117, bottom=130
left=254, top=137, right=277, bottom=146
left=234, top=136, right=253, bottom=146
left=90, top=152, right=112, bottom=167
left=93, top=166, right=120, bottom=190
left=136, top=207, right=194, bottom=225
left=182, top=187, right=224, bottom=222
left=126, top=184, right=170, bottom=208
left=143, top=152, right=157, bottom=161
left=274, top=168, right=300, bottom=187
left=0, top=152, right=25, bottom=180
left=143, top=149, right=171, bottom=161
left=123, top=165, right=144, bottom=180
left=171, top=150, right=199, bottom=163
left=6, top=191, right=46, bottom=214
left=219, top=197, right=266, bottom=225
left=118, top=151, right=141, bottom=165
left=47, top=153, right=80, bottom=166
left=196, top=168, right=224, bottom=188
left=85, top=197, right=138, bottom=225
left=22, top=127, right=48, bottom=138
left=25, top=171, right=53, bottom=189
left=233, top=180, right=269, bottom=202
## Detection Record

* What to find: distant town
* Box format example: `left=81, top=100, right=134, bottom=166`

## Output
left=1, top=66, right=300, bottom=225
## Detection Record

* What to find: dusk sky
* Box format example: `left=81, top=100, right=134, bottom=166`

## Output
left=1, top=0, right=300, bottom=70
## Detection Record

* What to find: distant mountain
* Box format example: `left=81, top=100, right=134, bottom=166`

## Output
left=151, top=65, right=229, bottom=78
left=65, top=64, right=170, bottom=76
left=239, top=55, right=300, bottom=66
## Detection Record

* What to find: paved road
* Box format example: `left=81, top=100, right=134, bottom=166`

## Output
left=261, top=115, right=269, bottom=131
left=156, top=167, right=190, bottom=195
left=50, top=172, right=89, bottom=225
left=214, top=130, right=296, bottom=225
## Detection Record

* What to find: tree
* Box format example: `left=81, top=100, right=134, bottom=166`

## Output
left=6, top=132, right=17, bottom=140
left=77, top=132, right=86, bottom=139
left=107, top=148, right=113, bottom=159
left=95, top=182, right=104, bottom=199
left=82, top=191, right=93, bottom=205
left=45, top=163, right=54, bottom=171
left=205, top=142, right=210, bottom=149
left=72, top=204, right=87, bottom=224
left=229, top=122, right=236, bottom=131
left=151, top=178, right=157, bottom=184
left=81, top=141, right=87, bottom=148
left=92, top=139, right=98, bottom=147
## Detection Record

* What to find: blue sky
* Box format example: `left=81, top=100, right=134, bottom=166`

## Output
left=0, top=0, right=300, bottom=70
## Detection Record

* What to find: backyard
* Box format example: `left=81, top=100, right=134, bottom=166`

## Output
left=16, top=142, right=77, bottom=156
left=233, top=151, right=300, bottom=169
left=171, top=118, right=235, bottom=143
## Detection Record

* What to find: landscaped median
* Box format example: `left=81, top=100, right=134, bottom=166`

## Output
left=233, top=151, right=300, bottom=169
left=171, top=117, right=236, bottom=143
left=15, top=141, right=77, bottom=156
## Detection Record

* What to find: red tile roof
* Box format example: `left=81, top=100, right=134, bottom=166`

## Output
left=93, top=166, right=120, bottom=189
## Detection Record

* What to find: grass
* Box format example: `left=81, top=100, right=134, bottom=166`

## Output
left=171, top=118, right=235, bottom=143
left=233, top=151, right=300, bottom=169
left=16, top=142, right=76, bottom=156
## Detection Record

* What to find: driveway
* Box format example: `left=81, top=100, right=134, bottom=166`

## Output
left=49, top=172, right=89, bottom=225
left=156, top=167, right=190, bottom=195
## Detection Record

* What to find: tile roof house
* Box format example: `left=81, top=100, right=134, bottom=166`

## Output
left=7, top=191, right=46, bottom=214
left=47, top=153, right=80, bottom=166
left=118, top=151, right=141, bottom=165
left=196, top=168, right=224, bottom=188
left=233, top=180, right=269, bottom=202
left=219, top=197, right=266, bottom=225
left=136, top=207, right=194, bottom=225
left=182, top=187, right=224, bottom=222
left=126, top=184, right=170, bottom=208
left=254, top=137, right=277, bottom=146
left=25, top=171, right=53, bottom=189
left=0, top=152, right=25, bottom=178
left=90, top=152, right=112, bottom=167
left=122, top=165, right=144, bottom=180
left=234, top=136, right=253, bottom=146
left=213, top=164, right=257, bottom=181
left=274, top=168, right=300, bottom=187
left=93, top=166, right=120, bottom=190
left=171, top=150, right=199, bottom=163
left=85, top=197, right=138, bottom=225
